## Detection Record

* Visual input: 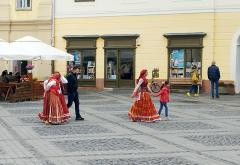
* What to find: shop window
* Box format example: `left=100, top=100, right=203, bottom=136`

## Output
left=68, top=50, right=96, bottom=80
left=164, top=32, right=206, bottom=79
left=16, top=0, right=31, bottom=10
left=169, top=48, right=202, bottom=78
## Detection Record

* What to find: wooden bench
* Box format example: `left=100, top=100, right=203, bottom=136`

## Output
left=169, top=78, right=202, bottom=93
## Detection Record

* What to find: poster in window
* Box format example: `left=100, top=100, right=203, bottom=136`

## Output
left=73, top=51, right=81, bottom=66
left=171, top=49, right=184, bottom=68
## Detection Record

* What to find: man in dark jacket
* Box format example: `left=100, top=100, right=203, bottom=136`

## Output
left=208, top=61, right=221, bottom=98
left=67, top=66, right=84, bottom=120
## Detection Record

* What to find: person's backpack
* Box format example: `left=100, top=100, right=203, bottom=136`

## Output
left=191, top=71, right=198, bottom=83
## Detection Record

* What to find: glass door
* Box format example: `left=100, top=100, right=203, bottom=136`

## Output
left=105, top=49, right=135, bottom=88
left=105, top=49, right=118, bottom=87
left=119, top=49, right=135, bottom=88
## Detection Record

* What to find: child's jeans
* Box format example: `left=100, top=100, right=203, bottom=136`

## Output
left=189, top=84, right=198, bottom=94
left=158, top=101, right=168, bottom=117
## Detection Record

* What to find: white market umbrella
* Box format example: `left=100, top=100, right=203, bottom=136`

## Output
left=0, top=39, right=48, bottom=60
left=0, top=39, right=10, bottom=59
left=0, top=39, right=38, bottom=60
left=10, top=36, right=73, bottom=61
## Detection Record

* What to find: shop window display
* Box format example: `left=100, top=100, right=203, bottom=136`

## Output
left=106, top=50, right=117, bottom=80
left=169, top=48, right=201, bottom=78
left=67, top=50, right=96, bottom=80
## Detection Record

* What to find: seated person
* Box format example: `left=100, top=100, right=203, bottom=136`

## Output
left=14, top=72, right=21, bottom=83
left=1, top=70, right=9, bottom=83
left=6, top=72, right=15, bottom=82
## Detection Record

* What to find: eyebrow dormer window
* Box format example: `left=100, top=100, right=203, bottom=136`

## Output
left=16, top=0, right=31, bottom=10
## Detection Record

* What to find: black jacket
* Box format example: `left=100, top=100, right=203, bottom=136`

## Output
left=66, top=72, right=78, bottom=93
left=208, top=64, right=220, bottom=81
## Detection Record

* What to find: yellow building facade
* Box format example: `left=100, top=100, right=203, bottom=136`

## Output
left=53, top=0, right=240, bottom=93
left=1, top=0, right=240, bottom=93
left=0, top=0, right=52, bottom=80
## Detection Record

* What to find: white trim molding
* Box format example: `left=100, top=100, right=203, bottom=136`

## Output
left=231, top=29, right=240, bottom=94
left=55, top=0, right=240, bottom=18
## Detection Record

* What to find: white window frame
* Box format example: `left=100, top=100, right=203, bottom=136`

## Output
left=16, top=0, right=32, bottom=10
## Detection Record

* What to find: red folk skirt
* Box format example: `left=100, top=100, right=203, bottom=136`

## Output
left=128, top=92, right=159, bottom=122
left=38, top=91, right=70, bottom=124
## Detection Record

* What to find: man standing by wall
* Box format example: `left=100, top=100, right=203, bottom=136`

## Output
left=67, top=66, right=84, bottom=120
left=208, top=61, right=221, bottom=99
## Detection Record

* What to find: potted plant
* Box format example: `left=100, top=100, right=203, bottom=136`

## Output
left=26, top=64, right=34, bottom=81
left=26, top=64, right=34, bottom=73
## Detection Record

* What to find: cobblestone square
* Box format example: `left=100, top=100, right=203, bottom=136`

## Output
left=0, top=90, right=240, bottom=164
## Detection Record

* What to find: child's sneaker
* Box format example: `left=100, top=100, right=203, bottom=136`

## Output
left=194, top=94, right=199, bottom=97
left=186, top=92, right=191, bottom=97
left=155, top=118, right=162, bottom=121
left=165, top=117, right=170, bottom=121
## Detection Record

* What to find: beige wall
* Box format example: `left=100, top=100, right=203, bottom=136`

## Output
left=214, top=13, right=240, bottom=81
left=54, top=12, right=240, bottom=90
left=54, top=13, right=216, bottom=80
left=0, top=0, right=52, bottom=80
left=55, top=12, right=240, bottom=83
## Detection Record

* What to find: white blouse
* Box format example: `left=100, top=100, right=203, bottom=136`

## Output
left=44, top=76, right=68, bottom=94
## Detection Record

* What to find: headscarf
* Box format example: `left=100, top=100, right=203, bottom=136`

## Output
left=48, top=72, right=64, bottom=91
left=51, top=72, right=61, bottom=80
left=136, top=69, right=148, bottom=84
left=48, top=72, right=61, bottom=85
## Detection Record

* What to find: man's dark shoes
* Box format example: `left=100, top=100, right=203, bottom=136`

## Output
left=216, top=96, right=220, bottom=98
left=76, top=117, right=84, bottom=121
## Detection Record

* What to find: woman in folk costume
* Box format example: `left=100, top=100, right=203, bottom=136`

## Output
left=39, top=72, right=70, bottom=124
left=128, top=69, right=160, bottom=122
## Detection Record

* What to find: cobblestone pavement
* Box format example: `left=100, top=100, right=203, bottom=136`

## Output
left=0, top=90, right=240, bottom=165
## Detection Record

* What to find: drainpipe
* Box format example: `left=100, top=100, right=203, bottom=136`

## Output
left=212, top=0, right=216, bottom=61
left=51, top=0, right=55, bottom=73
left=8, top=1, right=12, bottom=71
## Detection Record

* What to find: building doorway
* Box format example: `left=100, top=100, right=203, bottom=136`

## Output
left=105, top=49, right=135, bottom=88
left=13, top=60, right=28, bottom=75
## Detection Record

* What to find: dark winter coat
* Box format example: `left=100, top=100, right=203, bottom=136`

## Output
left=207, top=64, right=221, bottom=81
left=66, top=72, right=78, bottom=93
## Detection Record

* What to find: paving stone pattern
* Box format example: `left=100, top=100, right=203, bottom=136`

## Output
left=185, top=134, right=240, bottom=146
left=33, top=124, right=113, bottom=136
left=140, top=121, right=219, bottom=131
left=0, top=91, right=240, bottom=164
left=82, top=157, right=199, bottom=165
left=0, top=148, right=5, bottom=155
left=202, top=110, right=240, bottom=116
left=53, top=138, right=154, bottom=152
